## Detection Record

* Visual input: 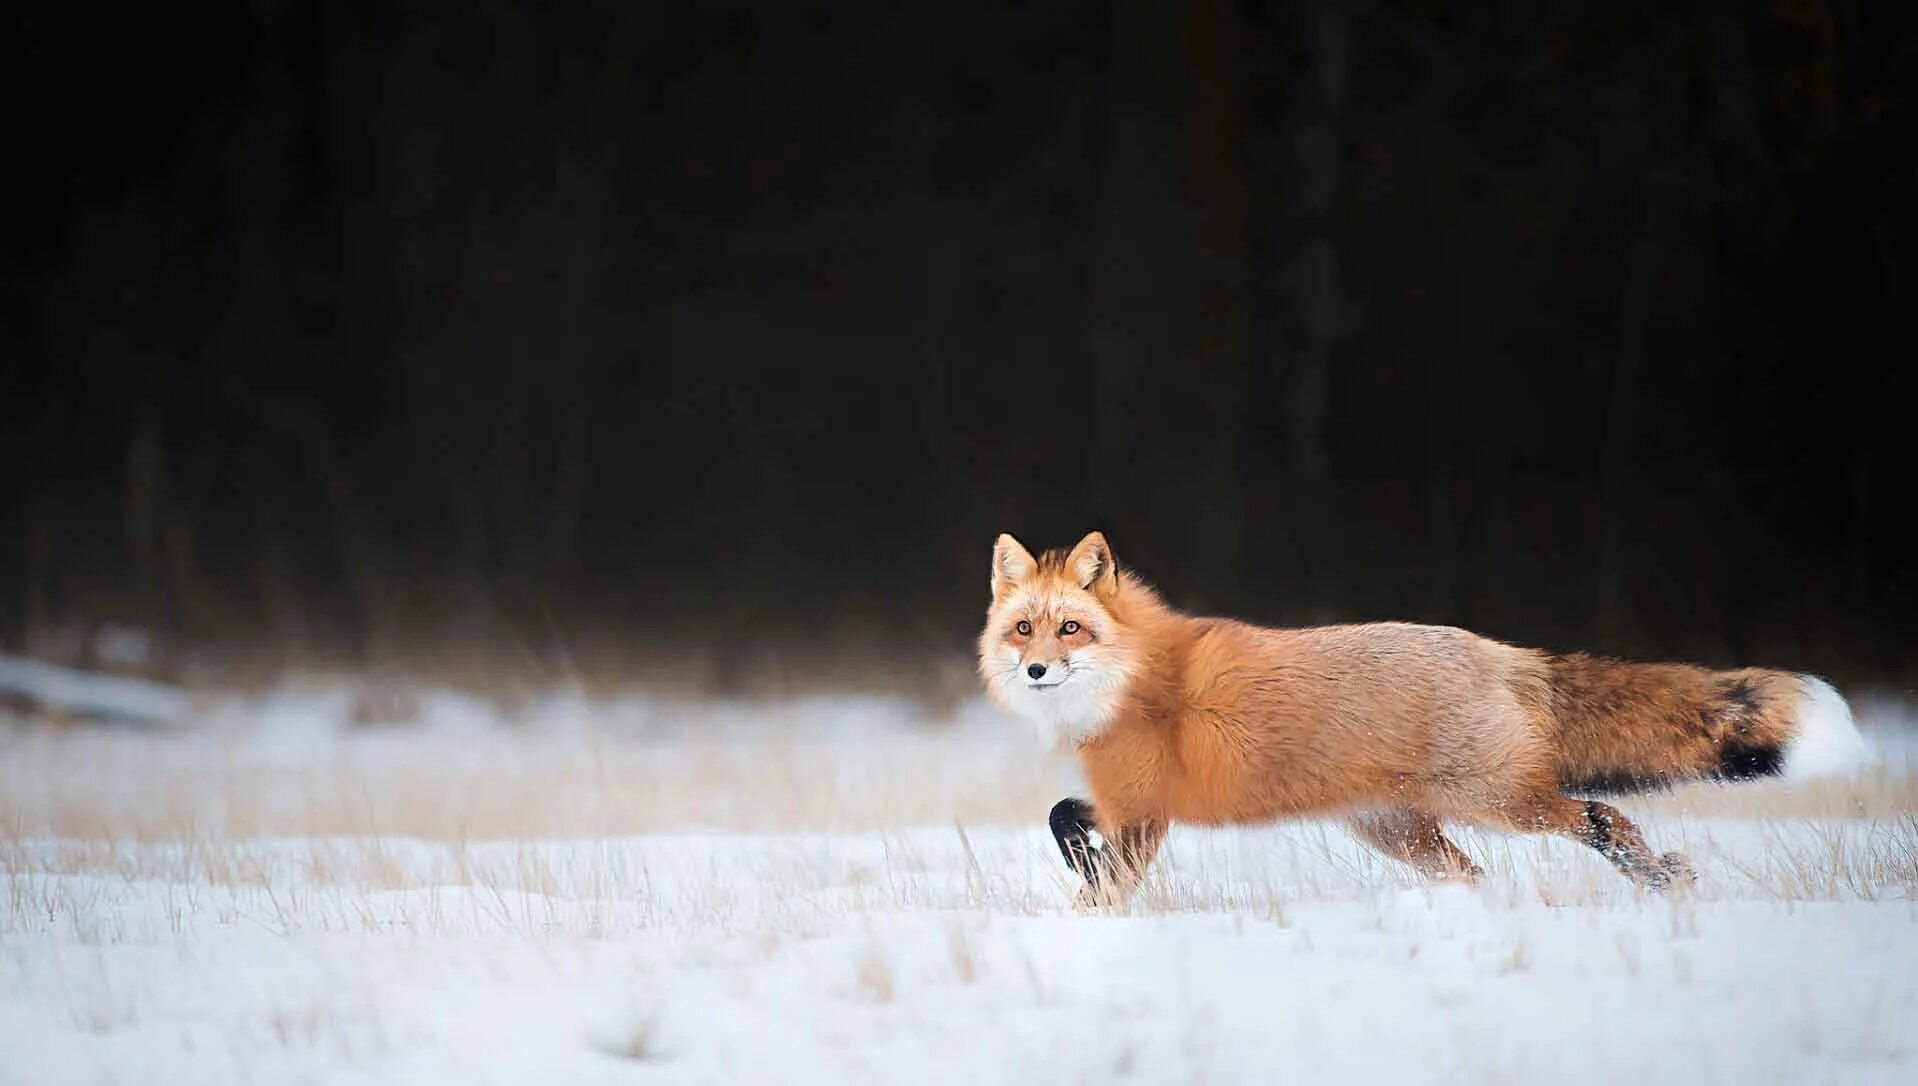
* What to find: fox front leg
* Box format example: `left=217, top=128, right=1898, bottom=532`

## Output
left=1048, top=797, right=1166, bottom=906
left=1048, top=797, right=1104, bottom=886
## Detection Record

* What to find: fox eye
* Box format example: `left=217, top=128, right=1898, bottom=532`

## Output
left=1015, top=620, right=1032, bottom=636
left=1060, top=620, right=1081, bottom=636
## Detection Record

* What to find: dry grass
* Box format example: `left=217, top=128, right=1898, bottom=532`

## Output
left=0, top=726, right=1071, bottom=840
left=589, top=1010, right=666, bottom=1062
left=4, top=800, right=1914, bottom=949
left=7, top=716, right=1913, bottom=844
left=1636, top=764, right=1918, bottom=820
left=2, top=707, right=1915, bottom=947
left=850, top=938, right=898, bottom=1003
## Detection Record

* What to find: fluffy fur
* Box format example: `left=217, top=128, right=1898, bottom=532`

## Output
left=978, top=531, right=1872, bottom=900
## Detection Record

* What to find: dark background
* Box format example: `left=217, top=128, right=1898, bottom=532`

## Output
left=5, top=1, right=1914, bottom=696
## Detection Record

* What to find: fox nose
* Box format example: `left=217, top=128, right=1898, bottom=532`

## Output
left=1027, top=663, right=1048, bottom=680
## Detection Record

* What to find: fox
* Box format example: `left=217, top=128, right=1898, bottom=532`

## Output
left=976, top=530, right=1871, bottom=902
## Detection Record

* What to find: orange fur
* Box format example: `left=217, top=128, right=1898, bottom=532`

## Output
left=978, top=531, right=1846, bottom=898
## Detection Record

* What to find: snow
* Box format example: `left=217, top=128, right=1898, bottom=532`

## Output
left=4, top=822, right=1915, bottom=1084
left=0, top=651, right=187, bottom=725
left=3, top=686, right=1916, bottom=1084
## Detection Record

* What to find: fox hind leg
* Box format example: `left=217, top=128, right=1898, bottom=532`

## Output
left=1473, top=792, right=1693, bottom=891
left=1346, top=806, right=1482, bottom=883
left=1574, top=799, right=1695, bottom=888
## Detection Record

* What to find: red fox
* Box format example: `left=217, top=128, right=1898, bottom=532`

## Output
left=977, top=531, right=1871, bottom=900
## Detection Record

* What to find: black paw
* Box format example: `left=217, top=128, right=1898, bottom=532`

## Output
left=1048, top=797, right=1102, bottom=885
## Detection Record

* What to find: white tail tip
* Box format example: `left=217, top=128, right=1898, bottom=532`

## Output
left=1782, top=676, right=1873, bottom=780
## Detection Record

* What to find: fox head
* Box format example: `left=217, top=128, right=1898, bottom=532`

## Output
left=977, top=530, right=1139, bottom=748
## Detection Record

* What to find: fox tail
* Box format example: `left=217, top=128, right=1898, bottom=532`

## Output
left=1544, top=654, right=1871, bottom=795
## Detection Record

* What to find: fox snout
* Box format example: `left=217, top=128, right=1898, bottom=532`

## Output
left=1023, top=658, right=1066, bottom=683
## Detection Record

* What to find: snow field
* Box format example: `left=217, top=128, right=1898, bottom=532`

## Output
left=3, top=686, right=1916, bottom=1084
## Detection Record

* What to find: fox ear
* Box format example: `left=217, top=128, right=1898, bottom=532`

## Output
left=1067, top=531, right=1119, bottom=595
left=991, top=534, right=1037, bottom=597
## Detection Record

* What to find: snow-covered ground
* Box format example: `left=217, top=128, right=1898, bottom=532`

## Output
left=3, top=682, right=1916, bottom=1084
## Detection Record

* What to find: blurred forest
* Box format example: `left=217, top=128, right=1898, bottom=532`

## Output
left=5, top=1, right=1914, bottom=695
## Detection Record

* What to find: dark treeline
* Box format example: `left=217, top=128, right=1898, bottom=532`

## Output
left=5, top=1, right=1913, bottom=689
